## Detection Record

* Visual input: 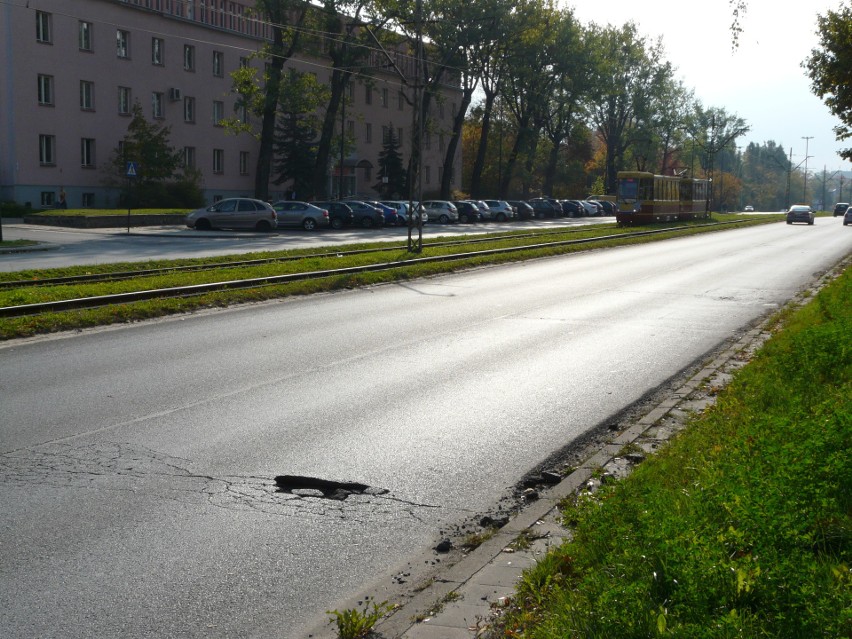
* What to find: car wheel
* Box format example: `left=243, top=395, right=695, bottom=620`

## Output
left=808, top=219, right=814, bottom=225
left=535, top=211, right=544, bottom=219
left=786, top=220, right=792, bottom=224
left=439, top=214, right=449, bottom=224
left=331, top=217, right=344, bottom=230
left=459, top=214, right=469, bottom=224
left=361, top=216, right=374, bottom=228
left=195, top=218, right=211, bottom=231
left=255, top=220, right=272, bottom=232
left=496, top=212, right=506, bottom=222
left=302, top=218, right=317, bottom=231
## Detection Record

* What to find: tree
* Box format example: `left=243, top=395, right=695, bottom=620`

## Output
left=374, top=125, right=407, bottom=197
left=805, top=4, right=852, bottom=161
left=105, top=101, right=202, bottom=207
left=273, top=72, right=328, bottom=198
left=228, top=0, right=310, bottom=200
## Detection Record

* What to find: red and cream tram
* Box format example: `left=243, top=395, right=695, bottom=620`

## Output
left=615, top=171, right=710, bottom=225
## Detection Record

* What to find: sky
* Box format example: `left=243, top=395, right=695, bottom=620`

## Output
left=568, top=0, right=850, bottom=177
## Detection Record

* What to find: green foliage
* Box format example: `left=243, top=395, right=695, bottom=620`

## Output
left=374, top=126, right=407, bottom=198
left=105, top=102, right=202, bottom=208
left=327, top=599, right=393, bottom=639
left=805, top=5, right=852, bottom=161
left=495, top=268, right=852, bottom=638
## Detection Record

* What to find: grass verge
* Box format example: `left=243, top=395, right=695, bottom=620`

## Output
left=0, top=215, right=782, bottom=340
left=489, top=266, right=851, bottom=638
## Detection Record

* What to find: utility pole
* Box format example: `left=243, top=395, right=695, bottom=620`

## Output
left=802, top=136, right=813, bottom=204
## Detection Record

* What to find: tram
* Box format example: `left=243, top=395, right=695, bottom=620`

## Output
left=615, top=171, right=710, bottom=225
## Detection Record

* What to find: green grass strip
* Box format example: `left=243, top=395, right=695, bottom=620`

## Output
left=495, top=266, right=851, bottom=638
left=0, top=215, right=781, bottom=340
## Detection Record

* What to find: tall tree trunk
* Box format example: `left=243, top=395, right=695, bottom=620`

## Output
left=313, top=70, right=347, bottom=198
left=469, top=90, right=496, bottom=198
left=500, top=114, right=531, bottom=197
left=440, top=84, right=474, bottom=199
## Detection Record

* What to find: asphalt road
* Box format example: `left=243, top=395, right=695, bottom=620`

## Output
left=1, top=218, right=849, bottom=638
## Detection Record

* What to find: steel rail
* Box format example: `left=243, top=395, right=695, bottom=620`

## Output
left=0, top=221, right=748, bottom=318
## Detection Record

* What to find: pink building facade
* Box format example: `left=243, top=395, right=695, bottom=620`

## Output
left=0, top=0, right=462, bottom=209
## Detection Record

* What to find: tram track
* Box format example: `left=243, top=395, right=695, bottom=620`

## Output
left=0, top=220, right=750, bottom=318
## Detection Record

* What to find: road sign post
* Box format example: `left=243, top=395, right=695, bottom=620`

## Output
left=125, top=162, right=138, bottom=233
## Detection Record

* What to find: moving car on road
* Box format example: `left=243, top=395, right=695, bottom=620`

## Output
left=786, top=205, right=815, bottom=225
left=834, top=202, right=849, bottom=217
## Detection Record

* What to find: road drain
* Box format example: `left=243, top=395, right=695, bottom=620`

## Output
left=274, top=475, right=388, bottom=501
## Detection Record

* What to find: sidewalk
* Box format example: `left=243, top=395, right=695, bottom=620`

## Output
left=307, top=322, right=769, bottom=639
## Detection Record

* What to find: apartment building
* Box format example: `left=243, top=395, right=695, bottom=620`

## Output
left=0, top=0, right=462, bottom=209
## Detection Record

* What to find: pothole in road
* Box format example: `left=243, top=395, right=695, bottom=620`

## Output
left=274, top=475, right=389, bottom=501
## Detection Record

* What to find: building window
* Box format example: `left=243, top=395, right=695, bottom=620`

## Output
left=79, top=21, right=93, bottom=51
left=213, top=100, right=224, bottom=125
left=239, top=105, right=248, bottom=125
left=183, top=44, right=195, bottom=71
left=346, top=120, right=355, bottom=139
left=365, top=85, right=372, bottom=105
left=424, top=132, right=430, bottom=150
left=39, top=134, right=56, bottom=165
left=439, top=133, right=445, bottom=152
left=365, top=123, right=372, bottom=144
left=239, top=56, right=249, bottom=68
left=398, top=91, right=404, bottom=110
left=118, top=87, right=131, bottom=115
left=183, top=96, right=195, bottom=123
left=184, top=146, right=196, bottom=169
left=41, top=191, right=56, bottom=207
left=382, top=125, right=390, bottom=145
left=152, top=37, right=164, bottom=65
left=152, top=92, right=164, bottom=118
left=81, top=138, right=96, bottom=167
left=116, top=30, right=130, bottom=58
left=213, top=51, right=224, bottom=77
left=38, top=75, right=54, bottom=106
left=381, top=88, right=388, bottom=108
left=239, top=151, right=249, bottom=175
left=36, top=11, right=51, bottom=44
left=346, top=83, right=354, bottom=100
left=82, top=193, right=95, bottom=207
left=213, top=148, right=224, bottom=174
left=424, top=165, right=431, bottom=185
left=398, top=127, right=403, bottom=145
left=80, top=81, right=95, bottom=110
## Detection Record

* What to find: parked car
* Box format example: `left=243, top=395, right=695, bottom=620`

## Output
left=343, top=200, right=386, bottom=228
left=844, top=207, right=852, bottom=226
left=833, top=202, right=849, bottom=217
left=185, top=197, right=277, bottom=231
left=508, top=200, right=534, bottom=220
left=453, top=201, right=480, bottom=223
left=559, top=200, right=583, bottom=217
left=365, top=200, right=399, bottom=226
left=527, top=198, right=560, bottom=218
left=381, top=200, right=428, bottom=225
left=272, top=200, right=331, bottom=230
left=786, top=204, right=814, bottom=225
left=312, top=201, right=355, bottom=229
left=483, top=200, right=516, bottom=222
left=420, top=200, right=458, bottom=223
left=590, top=199, right=617, bottom=215
left=579, top=200, right=601, bottom=216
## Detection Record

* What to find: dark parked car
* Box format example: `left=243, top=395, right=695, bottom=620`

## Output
left=592, top=199, right=617, bottom=215
left=343, top=200, right=386, bottom=228
left=453, top=201, right=480, bottom=223
left=559, top=200, right=583, bottom=217
left=185, top=197, right=277, bottom=231
left=312, top=201, right=355, bottom=229
left=508, top=200, right=534, bottom=220
left=844, top=207, right=852, bottom=226
left=366, top=200, right=399, bottom=226
left=834, top=202, right=849, bottom=217
left=527, top=198, right=560, bottom=218
left=272, top=200, right=331, bottom=230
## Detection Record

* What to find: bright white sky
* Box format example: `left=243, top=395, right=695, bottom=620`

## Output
left=569, top=0, right=849, bottom=175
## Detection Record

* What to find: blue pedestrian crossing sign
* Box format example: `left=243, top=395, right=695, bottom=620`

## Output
left=126, top=161, right=138, bottom=178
